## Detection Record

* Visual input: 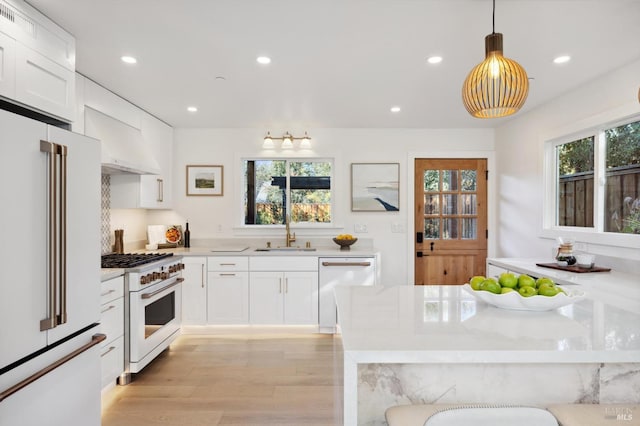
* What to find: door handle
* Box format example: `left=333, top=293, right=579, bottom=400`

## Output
left=430, top=241, right=435, bottom=252
left=416, top=251, right=423, bottom=258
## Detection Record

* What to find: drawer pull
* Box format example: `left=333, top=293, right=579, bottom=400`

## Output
left=101, top=305, right=116, bottom=314
left=219, top=273, right=236, bottom=277
left=100, top=289, right=116, bottom=297
left=100, top=346, right=117, bottom=357
left=321, top=262, right=371, bottom=267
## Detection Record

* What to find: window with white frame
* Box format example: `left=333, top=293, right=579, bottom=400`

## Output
left=549, top=118, right=640, bottom=235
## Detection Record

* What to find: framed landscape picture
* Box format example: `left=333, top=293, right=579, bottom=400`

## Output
left=351, top=163, right=399, bottom=211
left=186, top=165, right=224, bottom=196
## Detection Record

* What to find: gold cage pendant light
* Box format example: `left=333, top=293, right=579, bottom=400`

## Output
left=462, top=0, right=529, bottom=118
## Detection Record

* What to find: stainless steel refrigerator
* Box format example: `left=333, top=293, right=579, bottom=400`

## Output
left=0, top=108, right=102, bottom=425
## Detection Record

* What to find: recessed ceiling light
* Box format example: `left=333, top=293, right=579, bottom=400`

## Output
left=121, top=56, right=137, bottom=64
left=427, top=56, right=443, bottom=64
left=256, top=56, right=271, bottom=65
left=187, top=106, right=198, bottom=113
left=390, top=106, right=401, bottom=113
left=553, top=55, right=571, bottom=64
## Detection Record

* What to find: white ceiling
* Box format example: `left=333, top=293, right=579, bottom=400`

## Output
left=26, top=0, right=640, bottom=129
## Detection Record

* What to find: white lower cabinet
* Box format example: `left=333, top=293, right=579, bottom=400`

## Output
left=181, top=257, right=207, bottom=325
left=207, top=257, right=249, bottom=324
left=249, top=256, right=318, bottom=325
left=99, top=275, right=124, bottom=391
left=249, top=271, right=318, bottom=324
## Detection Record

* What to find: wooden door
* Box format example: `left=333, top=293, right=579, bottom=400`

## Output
left=414, top=158, right=488, bottom=285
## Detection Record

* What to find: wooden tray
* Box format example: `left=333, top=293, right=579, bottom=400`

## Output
left=536, top=262, right=611, bottom=273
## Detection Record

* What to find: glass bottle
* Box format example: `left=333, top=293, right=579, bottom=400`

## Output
left=184, top=222, right=190, bottom=248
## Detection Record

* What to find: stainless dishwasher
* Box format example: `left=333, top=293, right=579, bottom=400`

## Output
left=318, top=257, right=376, bottom=333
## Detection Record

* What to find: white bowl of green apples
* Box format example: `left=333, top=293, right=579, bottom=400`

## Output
left=463, top=272, right=586, bottom=311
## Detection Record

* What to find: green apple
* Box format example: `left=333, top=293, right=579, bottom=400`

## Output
left=518, top=286, right=537, bottom=297
left=538, top=286, right=560, bottom=297
left=479, top=279, right=501, bottom=294
left=535, top=277, right=555, bottom=289
left=518, top=274, right=536, bottom=289
left=499, top=272, right=518, bottom=289
left=500, top=287, right=515, bottom=294
left=470, top=275, right=486, bottom=290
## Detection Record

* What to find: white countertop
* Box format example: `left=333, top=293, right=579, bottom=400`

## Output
left=135, top=245, right=379, bottom=257
left=335, top=285, right=640, bottom=364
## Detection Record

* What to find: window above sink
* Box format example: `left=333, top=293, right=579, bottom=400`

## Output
left=243, top=158, right=333, bottom=227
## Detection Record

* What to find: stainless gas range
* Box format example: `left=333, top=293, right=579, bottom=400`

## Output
left=101, top=253, right=184, bottom=384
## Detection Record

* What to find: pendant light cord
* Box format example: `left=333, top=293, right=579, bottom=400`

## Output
left=492, top=0, right=496, bottom=34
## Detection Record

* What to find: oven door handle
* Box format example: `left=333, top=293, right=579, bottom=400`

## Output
left=140, top=277, right=184, bottom=299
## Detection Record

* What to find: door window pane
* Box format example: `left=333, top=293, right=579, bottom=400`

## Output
left=462, top=218, right=477, bottom=239
left=442, top=170, right=458, bottom=191
left=461, top=194, right=477, bottom=215
left=424, top=170, right=439, bottom=191
left=424, top=194, right=439, bottom=214
left=442, top=194, right=457, bottom=215
left=461, top=170, right=477, bottom=191
left=424, top=218, right=439, bottom=239
left=604, top=121, right=640, bottom=234
left=443, top=218, right=458, bottom=239
left=556, top=137, right=594, bottom=227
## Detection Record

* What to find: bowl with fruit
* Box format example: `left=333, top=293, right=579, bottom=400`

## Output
left=333, top=234, right=357, bottom=250
left=463, top=272, right=585, bottom=311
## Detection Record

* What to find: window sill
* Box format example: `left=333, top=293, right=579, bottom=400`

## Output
left=540, top=226, right=640, bottom=250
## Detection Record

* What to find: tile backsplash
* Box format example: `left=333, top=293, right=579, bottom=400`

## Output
left=101, top=175, right=111, bottom=254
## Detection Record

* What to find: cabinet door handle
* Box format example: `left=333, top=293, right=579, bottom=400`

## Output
left=201, top=264, right=205, bottom=288
left=285, top=278, right=288, bottom=293
left=100, top=305, right=116, bottom=314
left=100, top=346, right=117, bottom=357
left=157, top=178, right=163, bottom=202
left=100, top=289, right=116, bottom=297
left=279, top=278, right=282, bottom=293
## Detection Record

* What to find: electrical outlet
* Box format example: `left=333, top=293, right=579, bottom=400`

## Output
left=354, top=224, right=368, bottom=233
left=391, top=222, right=404, bottom=233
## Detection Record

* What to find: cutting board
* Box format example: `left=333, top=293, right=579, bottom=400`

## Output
left=536, top=262, right=611, bottom=273
left=210, top=246, right=249, bottom=252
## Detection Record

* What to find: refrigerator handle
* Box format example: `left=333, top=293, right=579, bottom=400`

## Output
left=58, top=144, right=68, bottom=325
left=0, top=334, right=106, bottom=403
left=40, top=141, right=58, bottom=331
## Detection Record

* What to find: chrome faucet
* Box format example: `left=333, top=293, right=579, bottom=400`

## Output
left=285, top=214, right=296, bottom=247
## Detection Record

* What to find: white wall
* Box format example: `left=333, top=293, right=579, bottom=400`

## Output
left=148, top=128, right=494, bottom=285
left=494, top=58, right=640, bottom=264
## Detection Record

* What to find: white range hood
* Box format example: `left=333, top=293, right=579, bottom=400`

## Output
left=85, top=106, right=160, bottom=175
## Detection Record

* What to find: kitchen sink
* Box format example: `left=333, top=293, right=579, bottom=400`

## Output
left=254, top=247, right=317, bottom=252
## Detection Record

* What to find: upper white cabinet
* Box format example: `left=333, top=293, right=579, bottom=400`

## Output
left=81, top=77, right=174, bottom=209
left=0, top=0, right=76, bottom=121
left=0, top=31, right=16, bottom=99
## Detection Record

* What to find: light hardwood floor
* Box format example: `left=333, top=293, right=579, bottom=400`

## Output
left=101, top=330, right=344, bottom=425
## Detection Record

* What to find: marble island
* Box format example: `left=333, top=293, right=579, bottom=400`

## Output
left=335, top=285, right=640, bottom=425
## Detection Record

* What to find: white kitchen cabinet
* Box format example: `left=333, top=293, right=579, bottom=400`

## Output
left=249, top=256, right=318, bottom=325
left=15, top=43, right=75, bottom=121
left=0, top=0, right=76, bottom=121
left=207, top=257, right=249, bottom=324
left=0, top=31, right=16, bottom=99
left=249, top=271, right=318, bottom=325
left=181, top=257, right=207, bottom=325
left=99, top=275, right=124, bottom=391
